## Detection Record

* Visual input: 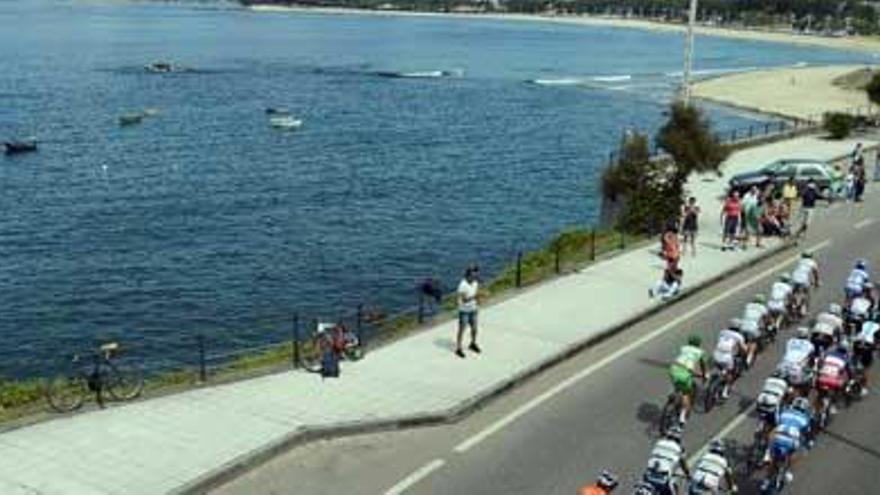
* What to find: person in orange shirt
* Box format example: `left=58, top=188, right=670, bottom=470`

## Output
left=579, top=470, right=618, bottom=495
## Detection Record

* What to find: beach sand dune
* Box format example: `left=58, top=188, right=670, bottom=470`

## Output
left=693, top=65, right=875, bottom=121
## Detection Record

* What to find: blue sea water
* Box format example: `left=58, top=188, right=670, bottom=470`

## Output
left=0, top=1, right=871, bottom=377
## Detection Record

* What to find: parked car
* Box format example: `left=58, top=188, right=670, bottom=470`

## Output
left=728, top=158, right=840, bottom=198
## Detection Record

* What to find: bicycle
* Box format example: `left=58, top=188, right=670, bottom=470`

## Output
left=748, top=409, right=776, bottom=472
left=45, top=342, right=144, bottom=412
left=302, top=321, right=364, bottom=373
left=760, top=450, right=793, bottom=495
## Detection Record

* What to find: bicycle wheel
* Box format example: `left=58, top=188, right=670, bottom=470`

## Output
left=703, top=376, right=721, bottom=413
left=659, top=395, right=679, bottom=435
left=45, top=372, right=87, bottom=413
left=301, top=336, right=324, bottom=373
left=105, top=360, right=144, bottom=401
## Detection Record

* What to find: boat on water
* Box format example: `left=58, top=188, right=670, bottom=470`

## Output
left=269, top=116, right=303, bottom=129
left=265, top=107, right=290, bottom=116
left=145, top=61, right=188, bottom=73
left=4, top=139, right=37, bottom=155
left=119, top=113, right=145, bottom=126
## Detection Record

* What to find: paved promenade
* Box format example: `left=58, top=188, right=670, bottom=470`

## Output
left=0, top=136, right=872, bottom=494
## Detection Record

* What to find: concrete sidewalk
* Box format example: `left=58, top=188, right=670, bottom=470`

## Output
left=0, top=136, right=871, bottom=495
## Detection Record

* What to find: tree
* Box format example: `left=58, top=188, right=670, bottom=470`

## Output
left=865, top=72, right=880, bottom=108
left=656, top=102, right=729, bottom=185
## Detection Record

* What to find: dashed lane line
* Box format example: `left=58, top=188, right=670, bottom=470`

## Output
left=383, top=458, right=446, bottom=495
left=854, top=218, right=875, bottom=230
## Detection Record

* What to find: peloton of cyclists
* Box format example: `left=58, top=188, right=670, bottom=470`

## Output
left=712, top=319, right=749, bottom=400
left=669, top=336, right=708, bottom=426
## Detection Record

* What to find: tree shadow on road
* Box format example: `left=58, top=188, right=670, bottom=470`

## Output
left=636, top=401, right=663, bottom=438
left=822, top=429, right=880, bottom=462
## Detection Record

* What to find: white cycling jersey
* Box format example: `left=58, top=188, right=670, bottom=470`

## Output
left=846, top=268, right=870, bottom=293
left=782, top=337, right=815, bottom=366
left=757, top=377, right=789, bottom=412
left=855, top=321, right=879, bottom=345
left=771, top=282, right=793, bottom=302
left=798, top=258, right=818, bottom=273
left=814, top=313, right=843, bottom=336
left=691, top=452, right=729, bottom=491
left=850, top=297, right=872, bottom=319
left=792, top=266, right=813, bottom=288
left=648, top=439, right=683, bottom=476
left=714, top=329, right=745, bottom=367
left=743, top=303, right=768, bottom=322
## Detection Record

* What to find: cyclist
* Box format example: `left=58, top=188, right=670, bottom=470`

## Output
left=815, top=342, right=852, bottom=415
left=768, top=275, right=794, bottom=329
left=738, top=301, right=763, bottom=368
left=847, top=291, right=874, bottom=336
left=579, top=470, right=619, bottom=495
left=852, top=315, right=878, bottom=396
left=669, top=335, right=708, bottom=425
left=712, top=320, right=748, bottom=400
left=844, top=259, right=871, bottom=303
left=776, top=327, right=816, bottom=397
left=689, top=440, right=738, bottom=494
left=763, top=397, right=814, bottom=487
left=756, top=373, right=790, bottom=430
left=795, top=251, right=820, bottom=287
left=811, top=304, right=844, bottom=354
left=642, top=425, right=691, bottom=495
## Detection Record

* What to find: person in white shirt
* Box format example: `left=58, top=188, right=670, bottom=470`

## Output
left=455, top=266, right=481, bottom=358
left=778, top=327, right=816, bottom=395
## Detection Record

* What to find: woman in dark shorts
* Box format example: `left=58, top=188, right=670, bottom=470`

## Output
left=680, top=197, right=700, bottom=256
left=720, top=191, right=742, bottom=251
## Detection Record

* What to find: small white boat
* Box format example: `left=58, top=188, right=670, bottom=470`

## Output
left=269, top=116, right=303, bottom=129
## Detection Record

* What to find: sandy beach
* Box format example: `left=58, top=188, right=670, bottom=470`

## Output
left=249, top=5, right=880, bottom=53
left=692, top=65, right=874, bottom=121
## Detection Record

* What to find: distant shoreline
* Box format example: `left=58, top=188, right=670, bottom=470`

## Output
left=247, top=4, right=880, bottom=54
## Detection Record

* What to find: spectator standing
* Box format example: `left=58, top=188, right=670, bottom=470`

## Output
left=455, top=267, right=481, bottom=358
left=781, top=177, right=798, bottom=214
left=853, top=161, right=867, bottom=202
left=740, top=186, right=759, bottom=249
left=680, top=197, right=700, bottom=256
left=796, top=180, right=819, bottom=237
left=720, top=191, right=742, bottom=251
left=852, top=142, right=865, bottom=168
left=749, top=197, right=765, bottom=248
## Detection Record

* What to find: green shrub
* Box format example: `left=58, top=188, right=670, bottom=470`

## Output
left=823, top=112, right=855, bottom=139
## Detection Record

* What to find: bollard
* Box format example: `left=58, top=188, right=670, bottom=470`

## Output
left=590, top=230, right=597, bottom=261
left=197, top=334, right=207, bottom=383
left=554, top=242, right=561, bottom=274
left=515, top=251, right=522, bottom=288
left=292, top=312, right=300, bottom=368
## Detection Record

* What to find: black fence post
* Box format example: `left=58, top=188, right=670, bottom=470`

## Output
left=356, top=304, right=365, bottom=349
left=554, top=242, right=561, bottom=274
left=515, top=251, right=522, bottom=288
left=619, top=230, right=626, bottom=249
left=197, top=334, right=207, bottom=383
left=292, top=312, right=300, bottom=369
left=590, top=230, right=597, bottom=261
left=417, top=293, right=425, bottom=324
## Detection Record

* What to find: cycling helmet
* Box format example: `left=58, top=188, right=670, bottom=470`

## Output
left=596, top=470, right=619, bottom=490
left=709, top=439, right=726, bottom=456
left=856, top=259, right=867, bottom=270
left=829, top=303, right=842, bottom=317
left=792, top=397, right=810, bottom=412
left=665, top=424, right=683, bottom=442
left=801, top=251, right=813, bottom=259
left=796, top=326, right=810, bottom=339
left=729, top=318, right=743, bottom=331
left=754, top=294, right=766, bottom=304
left=688, top=335, right=702, bottom=347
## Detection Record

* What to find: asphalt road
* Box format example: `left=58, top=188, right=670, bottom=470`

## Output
left=213, top=192, right=880, bottom=495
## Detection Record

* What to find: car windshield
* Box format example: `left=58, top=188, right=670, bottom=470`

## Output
left=763, top=161, right=794, bottom=174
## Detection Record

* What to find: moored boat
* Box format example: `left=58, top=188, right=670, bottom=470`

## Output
left=119, top=113, right=145, bottom=126
left=4, top=139, right=38, bottom=155
left=269, top=116, right=303, bottom=129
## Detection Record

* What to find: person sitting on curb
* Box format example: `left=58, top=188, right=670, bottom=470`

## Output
left=650, top=267, right=683, bottom=300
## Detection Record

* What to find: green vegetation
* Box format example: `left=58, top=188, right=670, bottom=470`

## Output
left=823, top=111, right=855, bottom=139
left=602, top=102, right=728, bottom=234
left=242, top=1, right=880, bottom=35
left=865, top=72, right=880, bottom=107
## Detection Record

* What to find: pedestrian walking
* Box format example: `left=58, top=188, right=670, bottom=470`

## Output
left=455, top=266, right=481, bottom=358
left=720, top=190, right=742, bottom=251
left=781, top=177, right=798, bottom=213
left=680, top=197, right=700, bottom=256
left=740, top=186, right=759, bottom=249
left=854, top=161, right=867, bottom=202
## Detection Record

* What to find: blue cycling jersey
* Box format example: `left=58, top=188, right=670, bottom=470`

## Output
left=777, top=408, right=811, bottom=435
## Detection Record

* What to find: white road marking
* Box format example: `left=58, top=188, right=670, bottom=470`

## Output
left=453, top=239, right=832, bottom=454
left=383, top=458, right=446, bottom=495
left=688, top=405, right=756, bottom=465
left=854, top=218, right=875, bottom=230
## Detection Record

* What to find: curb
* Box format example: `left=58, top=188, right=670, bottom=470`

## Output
left=176, top=240, right=795, bottom=494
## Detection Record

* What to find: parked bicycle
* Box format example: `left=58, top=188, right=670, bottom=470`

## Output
left=302, top=321, right=364, bottom=373
left=45, top=342, right=144, bottom=412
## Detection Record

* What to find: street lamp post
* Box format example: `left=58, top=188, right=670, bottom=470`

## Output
left=681, top=0, right=698, bottom=104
